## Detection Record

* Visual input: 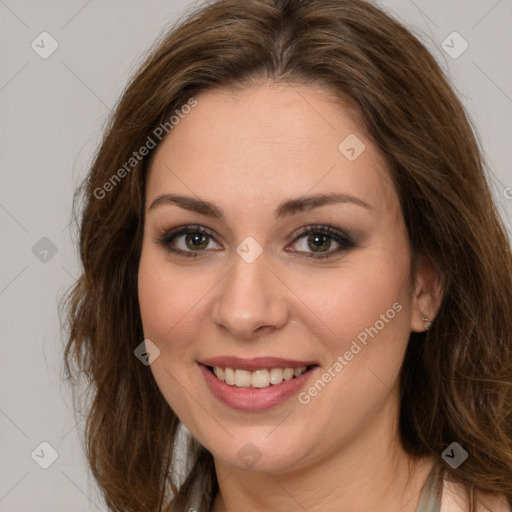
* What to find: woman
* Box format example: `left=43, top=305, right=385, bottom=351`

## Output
left=62, top=0, right=512, bottom=511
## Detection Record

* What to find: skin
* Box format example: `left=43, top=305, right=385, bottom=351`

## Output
left=137, top=82, right=443, bottom=512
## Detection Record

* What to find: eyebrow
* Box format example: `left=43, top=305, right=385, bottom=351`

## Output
left=148, top=192, right=372, bottom=220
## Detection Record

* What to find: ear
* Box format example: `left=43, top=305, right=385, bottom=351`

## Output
left=410, top=256, right=444, bottom=333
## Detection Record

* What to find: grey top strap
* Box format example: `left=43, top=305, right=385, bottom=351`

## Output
left=416, top=464, right=443, bottom=512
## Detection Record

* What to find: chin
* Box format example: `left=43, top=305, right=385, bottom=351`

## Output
left=205, top=429, right=312, bottom=474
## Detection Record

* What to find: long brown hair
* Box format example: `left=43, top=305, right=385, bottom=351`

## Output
left=61, top=0, right=512, bottom=510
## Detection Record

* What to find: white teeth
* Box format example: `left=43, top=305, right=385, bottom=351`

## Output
left=224, top=367, right=235, bottom=385
left=234, top=369, right=252, bottom=387
left=213, top=367, right=224, bottom=381
left=269, top=368, right=284, bottom=385
left=283, top=368, right=294, bottom=380
left=212, top=366, right=310, bottom=388
left=251, top=369, right=269, bottom=388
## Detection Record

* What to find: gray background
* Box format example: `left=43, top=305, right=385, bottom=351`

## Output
left=1, top=0, right=511, bottom=510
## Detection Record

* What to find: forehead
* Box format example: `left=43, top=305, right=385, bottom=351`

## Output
left=146, top=82, right=398, bottom=220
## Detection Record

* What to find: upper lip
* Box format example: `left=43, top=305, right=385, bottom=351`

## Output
left=198, top=356, right=318, bottom=371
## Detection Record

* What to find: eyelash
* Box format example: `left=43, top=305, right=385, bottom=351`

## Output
left=155, top=224, right=356, bottom=260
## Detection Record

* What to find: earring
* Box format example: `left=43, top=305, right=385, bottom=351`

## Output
left=423, top=316, right=432, bottom=331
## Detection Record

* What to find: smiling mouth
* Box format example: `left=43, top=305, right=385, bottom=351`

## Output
left=206, top=365, right=317, bottom=388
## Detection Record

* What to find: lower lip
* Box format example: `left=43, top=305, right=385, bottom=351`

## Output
left=199, top=364, right=317, bottom=411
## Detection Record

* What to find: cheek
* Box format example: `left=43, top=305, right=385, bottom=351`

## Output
left=138, top=247, right=205, bottom=429
left=138, top=247, right=200, bottom=342
left=302, top=247, right=412, bottom=364
left=291, top=253, right=412, bottom=442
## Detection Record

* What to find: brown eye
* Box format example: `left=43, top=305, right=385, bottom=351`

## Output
left=157, top=225, right=220, bottom=258
left=288, top=225, right=355, bottom=259
left=306, top=233, right=333, bottom=252
left=183, top=232, right=209, bottom=250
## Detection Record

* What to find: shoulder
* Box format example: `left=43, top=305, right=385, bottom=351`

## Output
left=441, top=475, right=511, bottom=512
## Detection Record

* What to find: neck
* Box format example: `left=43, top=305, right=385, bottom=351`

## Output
left=209, top=400, right=435, bottom=512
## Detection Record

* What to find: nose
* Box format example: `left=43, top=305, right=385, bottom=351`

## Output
left=212, top=253, right=289, bottom=340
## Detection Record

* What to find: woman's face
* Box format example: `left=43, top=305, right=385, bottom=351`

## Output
left=138, top=82, right=431, bottom=473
